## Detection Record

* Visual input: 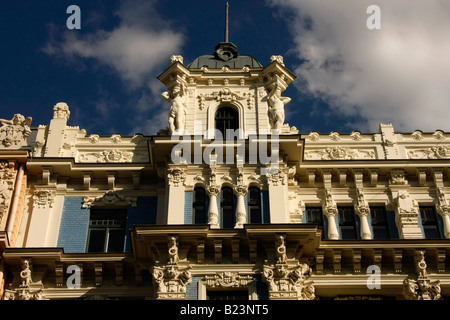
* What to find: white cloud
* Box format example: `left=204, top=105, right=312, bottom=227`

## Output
left=43, top=0, right=183, bottom=135
left=268, top=0, right=450, bottom=132
left=45, top=0, right=183, bottom=88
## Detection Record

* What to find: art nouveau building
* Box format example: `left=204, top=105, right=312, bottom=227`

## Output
left=0, top=37, right=449, bottom=301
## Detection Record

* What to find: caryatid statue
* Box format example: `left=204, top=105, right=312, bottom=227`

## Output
left=162, top=82, right=187, bottom=135
left=267, top=82, right=291, bottom=131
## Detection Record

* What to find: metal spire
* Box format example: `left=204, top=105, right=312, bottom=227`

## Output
left=224, top=2, right=229, bottom=43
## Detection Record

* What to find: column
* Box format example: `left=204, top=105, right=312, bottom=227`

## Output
left=234, top=185, right=248, bottom=228
left=207, top=185, right=220, bottom=228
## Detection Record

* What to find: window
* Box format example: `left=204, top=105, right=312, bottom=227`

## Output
left=87, top=208, right=126, bottom=253
left=370, top=206, right=389, bottom=239
left=193, top=187, right=208, bottom=224
left=215, top=107, right=239, bottom=138
left=420, top=206, right=441, bottom=239
left=338, top=206, right=357, bottom=239
left=305, top=207, right=324, bottom=225
left=207, top=290, right=248, bottom=300
left=248, top=187, right=262, bottom=224
left=221, top=187, right=235, bottom=228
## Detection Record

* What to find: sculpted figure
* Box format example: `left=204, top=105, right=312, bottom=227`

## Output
left=267, top=83, right=291, bottom=130
left=0, top=114, right=32, bottom=147
left=162, top=83, right=187, bottom=134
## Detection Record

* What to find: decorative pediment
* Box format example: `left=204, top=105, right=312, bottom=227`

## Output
left=82, top=191, right=137, bottom=208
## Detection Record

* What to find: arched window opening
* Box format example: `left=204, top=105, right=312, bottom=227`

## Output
left=215, top=106, right=239, bottom=138
left=221, top=186, right=235, bottom=228
left=193, top=187, right=207, bottom=224
left=248, top=187, right=262, bottom=224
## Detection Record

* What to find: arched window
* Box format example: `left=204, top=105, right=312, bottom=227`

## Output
left=215, top=107, right=239, bottom=138
left=248, top=187, right=262, bottom=224
left=193, top=187, right=207, bottom=224
left=221, top=186, right=235, bottom=228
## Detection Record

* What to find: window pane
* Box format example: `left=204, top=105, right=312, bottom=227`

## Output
left=221, top=187, right=234, bottom=228
left=370, top=206, right=389, bottom=239
left=87, top=229, right=106, bottom=253
left=215, top=107, right=239, bottom=138
left=338, top=207, right=356, bottom=239
left=250, top=207, right=262, bottom=224
left=372, top=226, right=388, bottom=239
left=194, top=187, right=207, bottom=224
left=424, top=226, right=440, bottom=239
left=107, top=229, right=125, bottom=252
left=305, top=207, right=323, bottom=225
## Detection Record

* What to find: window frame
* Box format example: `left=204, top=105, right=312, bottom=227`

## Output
left=369, top=205, right=390, bottom=240
left=193, top=187, right=208, bottom=224
left=215, top=106, right=239, bottom=139
left=419, top=205, right=442, bottom=239
left=86, top=208, right=127, bottom=253
left=248, top=186, right=262, bottom=224
left=337, top=206, right=357, bottom=240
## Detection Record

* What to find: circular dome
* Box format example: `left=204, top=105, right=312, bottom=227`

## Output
left=187, top=42, right=263, bottom=69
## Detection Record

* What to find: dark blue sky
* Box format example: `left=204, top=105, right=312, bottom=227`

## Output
left=2, top=1, right=446, bottom=136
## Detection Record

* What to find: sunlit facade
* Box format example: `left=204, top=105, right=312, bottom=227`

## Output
left=1, top=38, right=449, bottom=301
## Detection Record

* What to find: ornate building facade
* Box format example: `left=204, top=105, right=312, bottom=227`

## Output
left=1, top=34, right=450, bottom=301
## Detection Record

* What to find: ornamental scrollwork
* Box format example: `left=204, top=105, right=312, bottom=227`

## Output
left=204, top=272, right=252, bottom=288
left=167, top=167, right=187, bottom=187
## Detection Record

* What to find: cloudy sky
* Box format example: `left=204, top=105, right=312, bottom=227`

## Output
left=0, top=0, right=449, bottom=136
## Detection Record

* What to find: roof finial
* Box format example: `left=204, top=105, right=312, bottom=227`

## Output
left=224, top=2, right=229, bottom=43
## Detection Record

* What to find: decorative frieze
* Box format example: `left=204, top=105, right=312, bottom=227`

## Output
left=78, top=149, right=133, bottom=163
left=305, top=147, right=375, bottom=160
left=408, top=146, right=450, bottom=159
left=204, top=272, right=252, bottom=288
left=197, top=87, right=254, bottom=110
left=82, top=191, right=137, bottom=209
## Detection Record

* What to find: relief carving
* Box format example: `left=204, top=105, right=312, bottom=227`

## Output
left=4, top=259, right=47, bottom=300
left=403, top=251, right=441, bottom=300
left=33, top=189, right=56, bottom=209
left=78, top=149, right=133, bottom=163
left=204, top=272, right=252, bottom=288
left=82, top=191, right=137, bottom=209
left=305, top=147, right=375, bottom=160
left=0, top=114, right=32, bottom=148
